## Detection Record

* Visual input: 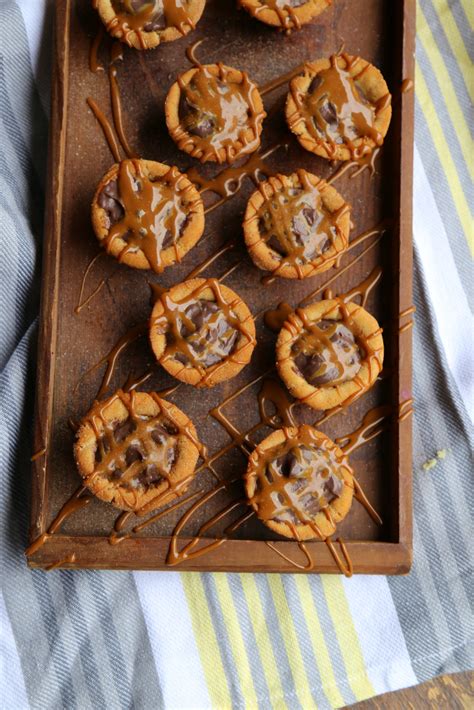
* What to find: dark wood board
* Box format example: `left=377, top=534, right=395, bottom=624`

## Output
left=28, top=0, right=415, bottom=573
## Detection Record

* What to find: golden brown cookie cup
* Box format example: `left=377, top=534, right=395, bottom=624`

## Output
left=149, top=278, right=256, bottom=387
left=94, top=0, right=206, bottom=49
left=276, top=299, right=384, bottom=410
left=91, top=159, right=204, bottom=272
left=238, top=0, right=333, bottom=31
left=165, top=64, right=265, bottom=164
left=286, top=55, right=392, bottom=161
left=245, top=426, right=354, bottom=539
left=243, top=171, right=351, bottom=279
left=74, top=390, right=201, bottom=514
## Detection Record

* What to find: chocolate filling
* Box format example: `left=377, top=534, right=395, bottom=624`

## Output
left=113, top=0, right=166, bottom=31
left=293, top=319, right=362, bottom=386
left=97, top=162, right=193, bottom=273
left=169, top=299, right=239, bottom=368
left=178, top=73, right=252, bottom=147
left=97, top=179, right=125, bottom=225
left=266, top=0, right=307, bottom=7
left=304, top=59, right=377, bottom=145
left=261, top=444, right=344, bottom=524
left=258, top=186, right=333, bottom=263
left=94, top=415, right=179, bottom=491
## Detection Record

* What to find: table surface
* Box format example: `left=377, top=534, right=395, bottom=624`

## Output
left=349, top=672, right=474, bottom=708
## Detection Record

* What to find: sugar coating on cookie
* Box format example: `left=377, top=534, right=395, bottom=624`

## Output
left=149, top=278, right=256, bottom=387
left=91, top=159, right=204, bottom=273
left=286, top=53, right=392, bottom=161
left=93, top=0, right=206, bottom=49
left=243, top=170, right=351, bottom=280
left=245, top=425, right=354, bottom=539
left=238, top=0, right=333, bottom=31
left=74, top=390, right=202, bottom=513
left=276, top=299, right=384, bottom=410
left=165, top=63, right=266, bottom=164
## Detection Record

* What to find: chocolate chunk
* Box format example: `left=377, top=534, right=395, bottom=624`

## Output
left=267, top=235, right=286, bottom=256
left=293, top=320, right=362, bottom=386
left=175, top=299, right=239, bottom=367
left=125, top=444, right=143, bottom=466
left=98, top=179, right=125, bottom=227
left=294, top=350, right=339, bottom=386
left=114, top=0, right=166, bottom=31
left=113, top=418, right=136, bottom=442
left=137, top=464, right=164, bottom=487
left=179, top=94, right=216, bottom=138
left=319, top=101, right=338, bottom=125
left=271, top=444, right=345, bottom=523
left=302, top=206, right=316, bottom=226
left=308, top=75, right=322, bottom=94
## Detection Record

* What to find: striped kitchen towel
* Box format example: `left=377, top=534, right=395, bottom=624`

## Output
left=1, top=0, right=473, bottom=708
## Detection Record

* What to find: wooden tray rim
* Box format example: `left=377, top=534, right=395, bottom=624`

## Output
left=28, top=0, right=416, bottom=574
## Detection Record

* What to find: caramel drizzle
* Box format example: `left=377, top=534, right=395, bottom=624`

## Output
left=75, top=321, right=148, bottom=400
left=109, top=66, right=136, bottom=158
left=172, top=63, right=266, bottom=163
left=244, top=170, right=350, bottom=282
left=264, top=302, right=294, bottom=332
left=108, top=489, right=202, bottom=544
left=103, top=159, right=201, bottom=273
left=341, top=265, right=382, bottom=308
left=89, top=26, right=105, bottom=73
left=45, top=553, right=77, bottom=571
left=97, top=0, right=195, bottom=49
left=187, top=143, right=281, bottom=206
left=265, top=540, right=314, bottom=570
left=184, top=240, right=235, bottom=279
left=254, top=0, right=302, bottom=31
left=336, top=404, right=391, bottom=455
left=25, top=486, right=91, bottom=557
left=287, top=53, right=391, bottom=161
left=327, top=147, right=381, bottom=185
left=185, top=38, right=204, bottom=67
left=86, top=97, right=122, bottom=162
left=259, top=63, right=307, bottom=96
left=258, top=377, right=297, bottom=428
left=151, top=278, right=256, bottom=386
left=166, top=479, right=254, bottom=565
left=266, top=534, right=351, bottom=576
left=398, top=305, right=416, bottom=334
left=31, top=446, right=47, bottom=462
left=261, top=231, right=385, bottom=326
left=75, top=251, right=107, bottom=315
left=298, top=222, right=387, bottom=306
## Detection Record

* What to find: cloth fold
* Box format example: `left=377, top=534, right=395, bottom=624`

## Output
left=1, top=1, right=472, bottom=708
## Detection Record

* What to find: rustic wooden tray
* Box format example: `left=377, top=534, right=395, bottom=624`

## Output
left=27, top=0, right=415, bottom=573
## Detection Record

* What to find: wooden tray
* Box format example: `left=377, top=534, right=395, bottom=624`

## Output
left=27, top=0, right=415, bottom=573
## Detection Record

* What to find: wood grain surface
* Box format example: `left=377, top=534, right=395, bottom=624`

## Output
left=349, top=672, right=474, bottom=709
left=28, top=0, right=415, bottom=573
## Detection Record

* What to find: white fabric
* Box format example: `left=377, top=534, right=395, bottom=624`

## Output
left=134, top=572, right=212, bottom=710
